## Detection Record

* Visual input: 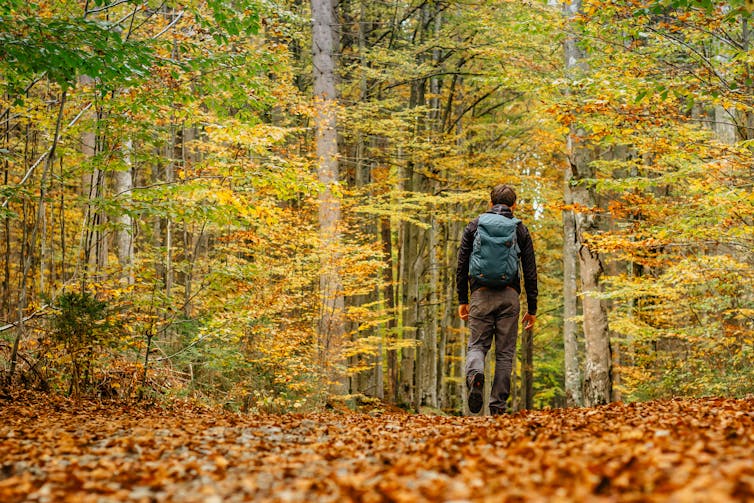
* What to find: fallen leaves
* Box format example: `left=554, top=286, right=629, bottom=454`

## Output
left=1, top=395, right=753, bottom=502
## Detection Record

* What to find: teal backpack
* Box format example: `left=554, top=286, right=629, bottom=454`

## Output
left=469, top=212, right=521, bottom=287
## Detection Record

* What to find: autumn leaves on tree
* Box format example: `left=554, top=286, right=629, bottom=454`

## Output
left=0, top=0, right=753, bottom=412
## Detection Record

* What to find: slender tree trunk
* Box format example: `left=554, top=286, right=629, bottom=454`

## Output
left=521, top=326, right=534, bottom=409
left=422, top=209, right=439, bottom=409
left=181, top=125, right=200, bottom=319
left=419, top=6, right=443, bottom=411
left=165, top=125, right=177, bottom=300
left=381, top=217, right=398, bottom=403
left=2, top=99, right=12, bottom=318
left=341, top=2, right=384, bottom=398
left=115, top=138, right=134, bottom=285
left=442, top=216, right=462, bottom=412
left=95, top=164, right=108, bottom=273
left=713, top=24, right=739, bottom=144
left=312, top=0, right=346, bottom=384
left=398, top=218, right=419, bottom=407
left=563, top=166, right=583, bottom=406
left=79, top=76, right=100, bottom=285
left=742, top=14, right=754, bottom=142
left=438, top=218, right=454, bottom=411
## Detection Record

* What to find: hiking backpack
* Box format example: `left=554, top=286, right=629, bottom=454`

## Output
left=469, top=212, right=521, bottom=288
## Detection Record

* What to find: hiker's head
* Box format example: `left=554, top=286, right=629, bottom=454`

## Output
left=490, top=184, right=516, bottom=208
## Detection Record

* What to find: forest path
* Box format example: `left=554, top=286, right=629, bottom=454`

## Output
left=1, top=395, right=753, bottom=502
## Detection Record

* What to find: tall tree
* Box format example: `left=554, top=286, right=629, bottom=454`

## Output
left=563, top=0, right=611, bottom=406
left=562, top=0, right=584, bottom=408
left=311, top=0, right=346, bottom=377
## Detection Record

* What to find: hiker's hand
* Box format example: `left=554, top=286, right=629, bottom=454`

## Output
left=522, top=313, right=536, bottom=330
left=458, top=304, right=469, bottom=321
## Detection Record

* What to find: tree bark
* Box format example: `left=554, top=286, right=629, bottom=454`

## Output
left=565, top=0, right=612, bottom=407
left=577, top=233, right=612, bottom=405
left=2, top=108, right=10, bottom=318
left=381, top=217, right=398, bottom=403
left=398, top=217, right=419, bottom=407
left=115, top=138, right=134, bottom=285
left=312, top=0, right=346, bottom=383
left=521, top=326, right=534, bottom=409
left=563, top=166, right=583, bottom=407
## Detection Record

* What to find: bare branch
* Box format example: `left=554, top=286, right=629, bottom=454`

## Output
left=85, top=0, right=136, bottom=16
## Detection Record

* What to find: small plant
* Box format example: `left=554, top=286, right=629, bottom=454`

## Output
left=50, top=291, right=114, bottom=396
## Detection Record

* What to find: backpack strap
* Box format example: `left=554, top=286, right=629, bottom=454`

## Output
left=489, top=204, right=510, bottom=216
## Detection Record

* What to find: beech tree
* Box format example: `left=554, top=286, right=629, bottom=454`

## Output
left=563, top=0, right=613, bottom=407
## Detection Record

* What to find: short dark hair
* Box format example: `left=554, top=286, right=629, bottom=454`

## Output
left=490, top=184, right=516, bottom=207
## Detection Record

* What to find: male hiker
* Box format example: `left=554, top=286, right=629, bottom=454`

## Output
left=456, top=184, right=538, bottom=415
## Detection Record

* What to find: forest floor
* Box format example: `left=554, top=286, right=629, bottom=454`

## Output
left=1, top=394, right=753, bottom=502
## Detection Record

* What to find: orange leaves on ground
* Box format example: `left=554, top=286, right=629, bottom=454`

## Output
left=2, top=395, right=754, bottom=502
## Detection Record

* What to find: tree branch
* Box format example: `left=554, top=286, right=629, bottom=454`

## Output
left=85, top=0, right=136, bottom=16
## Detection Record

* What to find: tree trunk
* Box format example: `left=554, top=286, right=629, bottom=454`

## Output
left=2, top=111, right=10, bottom=318
left=421, top=209, right=439, bottom=409
left=165, top=125, right=178, bottom=300
left=563, top=166, right=583, bottom=407
left=578, top=237, right=612, bottom=405
left=521, top=326, right=534, bottom=409
left=442, top=216, right=463, bottom=412
left=115, top=138, right=134, bottom=285
left=565, top=0, right=612, bottom=407
left=420, top=5, right=443, bottom=411
left=398, top=218, right=419, bottom=407
left=381, top=217, right=398, bottom=403
left=312, top=0, right=346, bottom=384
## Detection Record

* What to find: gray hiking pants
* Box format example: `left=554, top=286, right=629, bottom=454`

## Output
left=465, top=286, right=520, bottom=411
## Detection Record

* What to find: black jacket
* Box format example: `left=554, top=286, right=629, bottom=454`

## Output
left=456, top=204, right=538, bottom=315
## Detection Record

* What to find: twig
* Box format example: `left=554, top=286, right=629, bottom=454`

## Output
left=0, top=305, right=50, bottom=332
left=85, top=0, right=135, bottom=16
left=152, top=11, right=184, bottom=40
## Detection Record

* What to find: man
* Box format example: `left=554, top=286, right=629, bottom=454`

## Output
left=456, top=184, right=538, bottom=415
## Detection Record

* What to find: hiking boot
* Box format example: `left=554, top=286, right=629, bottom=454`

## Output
left=489, top=406, right=508, bottom=416
left=467, top=372, right=484, bottom=414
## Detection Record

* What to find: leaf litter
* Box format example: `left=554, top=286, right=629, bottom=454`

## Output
left=1, top=395, right=753, bottom=502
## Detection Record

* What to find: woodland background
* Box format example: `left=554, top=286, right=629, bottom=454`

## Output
left=0, top=0, right=752, bottom=414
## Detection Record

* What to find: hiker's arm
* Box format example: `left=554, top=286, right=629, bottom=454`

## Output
left=456, top=220, right=476, bottom=308
left=519, top=225, right=538, bottom=316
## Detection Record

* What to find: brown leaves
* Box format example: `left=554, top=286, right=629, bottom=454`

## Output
left=1, top=395, right=754, bottom=502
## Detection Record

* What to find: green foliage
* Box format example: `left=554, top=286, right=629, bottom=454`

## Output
left=195, top=0, right=261, bottom=43
left=48, top=291, right=121, bottom=396
left=51, top=291, right=110, bottom=346
left=0, top=15, right=154, bottom=91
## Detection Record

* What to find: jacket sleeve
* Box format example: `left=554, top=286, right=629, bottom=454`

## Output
left=456, top=219, right=477, bottom=305
left=518, top=223, right=539, bottom=315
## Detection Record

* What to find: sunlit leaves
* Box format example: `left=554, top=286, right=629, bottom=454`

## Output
left=560, top=0, right=754, bottom=401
